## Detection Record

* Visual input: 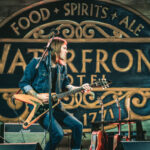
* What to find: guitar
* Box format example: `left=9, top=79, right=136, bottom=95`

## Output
left=90, top=97, right=108, bottom=150
left=13, top=78, right=111, bottom=129
left=113, top=96, right=122, bottom=150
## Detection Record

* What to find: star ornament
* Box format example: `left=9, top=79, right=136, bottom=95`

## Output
left=54, top=8, right=59, bottom=14
left=111, top=12, right=118, bottom=20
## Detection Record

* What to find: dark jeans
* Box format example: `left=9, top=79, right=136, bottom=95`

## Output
left=40, top=107, right=83, bottom=150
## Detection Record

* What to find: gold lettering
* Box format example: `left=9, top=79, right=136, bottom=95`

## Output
left=119, top=17, right=144, bottom=36
left=112, top=49, right=133, bottom=72
left=77, top=74, right=86, bottom=85
left=100, top=109, right=114, bottom=119
left=64, top=3, right=70, bottom=16
left=109, top=108, right=114, bottom=119
left=128, top=19, right=136, bottom=32
left=67, top=74, right=74, bottom=85
left=101, top=7, right=108, bottom=19
left=18, top=17, right=30, bottom=30
left=27, top=49, right=44, bottom=57
left=103, top=110, right=107, bottom=119
left=29, top=11, right=41, bottom=24
left=78, top=3, right=81, bottom=16
left=81, top=49, right=93, bottom=73
left=83, top=113, right=88, bottom=126
left=82, top=3, right=88, bottom=16
left=40, top=8, right=50, bottom=21
left=95, top=5, right=102, bottom=17
left=10, top=22, right=20, bottom=36
left=90, top=4, right=93, bottom=16
left=71, top=3, right=78, bottom=16
left=119, top=16, right=129, bottom=28
left=89, top=112, right=97, bottom=122
left=96, top=49, right=111, bottom=73
left=136, top=49, right=150, bottom=72
left=0, top=44, right=11, bottom=74
left=8, top=49, right=26, bottom=74
left=10, top=8, right=50, bottom=35
left=91, top=74, right=97, bottom=84
left=134, top=24, right=144, bottom=36
left=66, top=50, right=78, bottom=73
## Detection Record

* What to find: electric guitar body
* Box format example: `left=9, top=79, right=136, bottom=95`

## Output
left=13, top=93, right=56, bottom=129
left=13, top=78, right=111, bottom=129
left=90, top=130, right=108, bottom=150
left=89, top=97, right=108, bottom=150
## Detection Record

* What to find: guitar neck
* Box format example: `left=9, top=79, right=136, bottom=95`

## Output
left=55, top=79, right=108, bottom=100
left=56, top=86, right=84, bottom=99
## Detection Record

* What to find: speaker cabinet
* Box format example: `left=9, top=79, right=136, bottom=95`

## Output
left=116, top=141, right=150, bottom=150
left=4, top=123, right=46, bottom=148
left=0, top=143, right=42, bottom=150
left=0, top=121, right=4, bottom=143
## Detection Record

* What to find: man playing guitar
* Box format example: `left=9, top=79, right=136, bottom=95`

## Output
left=19, top=37, right=91, bottom=150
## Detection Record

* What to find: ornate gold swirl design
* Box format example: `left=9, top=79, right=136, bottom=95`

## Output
left=32, top=28, right=45, bottom=39
left=62, top=91, right=95, bottom=109
left=81, top=22, right=110, bottom=39
left=0, top=89, right=29, bottom=123
left=123, top=90, right=150, bottom=120
left=0, top=108, right=29, bottom=123
left=131, top=91, right=148, bottom=108
left=2, top=92, right=24, bottom=110
left=82, top=91, right=96, bottom=106
left=62, top=88, right=150, bottom=117
left=124, top=90, right=150, bottom=109
left=24, top=20, right=129, bottom=39
left=1, top=88, right=150, bottom=123
left=62, top=90, right=125, bottom=109
left=61, top=24, right=75, bottom=39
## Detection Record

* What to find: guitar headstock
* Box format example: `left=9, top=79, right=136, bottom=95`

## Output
left=91, top=76, right=111, bottom=89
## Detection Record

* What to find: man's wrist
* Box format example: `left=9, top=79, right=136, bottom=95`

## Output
left=27, top=89, right=38, bottom=98
left=66, top=85, right=79, bottom=90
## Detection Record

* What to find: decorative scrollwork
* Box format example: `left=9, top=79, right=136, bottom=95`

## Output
left=0, top=90, right=29, bottom=122
left=62, top=88, right=150, bottom=121
left=2, top=92, right=23, bottom=110
left=24, top=20, right=129, bottom=39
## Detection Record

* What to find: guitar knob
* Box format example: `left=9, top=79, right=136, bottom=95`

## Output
left=24, top=122, right=28, bottom=126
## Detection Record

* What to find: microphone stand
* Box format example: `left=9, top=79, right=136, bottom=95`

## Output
left=127, top=96, right=131, bottom=141
left=113, top=96, right=121, bottom=150
left=36, top=24, right=63, bottom=149
left=35, top=33, right=56, bottom=149
left=47, top=35, right=53, bottom=149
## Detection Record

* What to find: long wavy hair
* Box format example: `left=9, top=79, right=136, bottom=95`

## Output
left=50, top=37, right=67, bottom=63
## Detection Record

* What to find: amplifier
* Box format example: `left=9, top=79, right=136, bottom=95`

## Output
left=0, top=121, right=4, bottom=143
left=4, top=123, right=47, bottom=149
left=0, top=143, right=42, bottom=150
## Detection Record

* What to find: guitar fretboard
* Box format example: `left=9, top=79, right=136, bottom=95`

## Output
left=56, top=86, right=84, bottom=99
left=52, top=79, right=110, bottom=100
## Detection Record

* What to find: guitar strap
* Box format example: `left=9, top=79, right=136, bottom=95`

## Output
left=56, top=64, right=61, bottom=94
left=15, top=88, right=22, bottom=94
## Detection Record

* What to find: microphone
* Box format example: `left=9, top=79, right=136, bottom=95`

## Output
left=49, top=24, right=64, bottom=37
left=46, top=24, right=64, bottom=48
left=49, top=28, right=59, bottom=36
left=36, top=24, right=64, bottom=69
